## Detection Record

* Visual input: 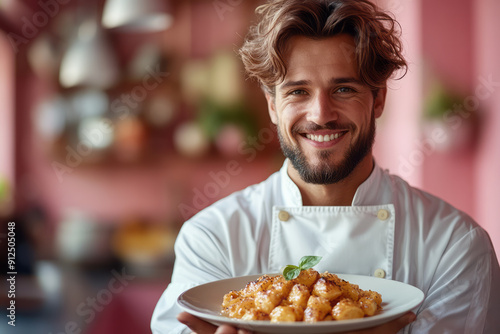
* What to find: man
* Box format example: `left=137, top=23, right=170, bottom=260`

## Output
left=151, top=0, right=500, bottom=333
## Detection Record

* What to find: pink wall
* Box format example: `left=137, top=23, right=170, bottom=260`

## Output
left=375, top=0, right=500, bottom=259
left=420, top=0, right=476, bottom=219
left=421, top=0, right=474, bottom=90
left=0, top=32, right=15, bottom=196
left=373, top=0, right=423, bottom=188
left=475, top=0, right=500, bottom=260
left=418, top=0, right=500, bottom=258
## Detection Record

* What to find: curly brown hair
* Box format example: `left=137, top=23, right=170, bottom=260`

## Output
left=239, top=0, right=407, bottom=95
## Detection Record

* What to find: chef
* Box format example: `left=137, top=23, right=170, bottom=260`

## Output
left=151, top=0, right=500, bottom=333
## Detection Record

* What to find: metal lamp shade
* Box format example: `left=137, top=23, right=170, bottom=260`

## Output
left=101, top=0, right=173, bottom=31
left=59, top=20, right=119, bottom=89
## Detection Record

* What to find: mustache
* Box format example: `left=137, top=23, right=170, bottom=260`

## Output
left=292, top=121, right=356, bottom=134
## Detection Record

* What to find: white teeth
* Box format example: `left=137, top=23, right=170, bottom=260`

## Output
left=306, top=132, right=343, bottom=142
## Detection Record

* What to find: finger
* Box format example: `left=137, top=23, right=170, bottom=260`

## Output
left=212, top=324, right=253, bottom=334
left=177, top=312, right=218, bottom=334
left=215, top=325, right=239, bottom=334
left=386, top=312, right=416, bottom=331
left=372, top=312, right=416, bottom=333
left=347, top=311, right=416, bottom=334
left=237, top=329, right=253, bottom=334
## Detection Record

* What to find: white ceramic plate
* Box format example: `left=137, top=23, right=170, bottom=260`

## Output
left=177, top=274, right=424, bottom=334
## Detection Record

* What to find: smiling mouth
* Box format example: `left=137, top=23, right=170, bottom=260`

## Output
left=304, top=131, right=347, bottom=143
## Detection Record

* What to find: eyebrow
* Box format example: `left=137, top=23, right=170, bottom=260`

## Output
left=280, top=80, right=311, bottom=89
left=279, top=77, right=363, bottom=90
left=331, top=77, right=363, bottom=85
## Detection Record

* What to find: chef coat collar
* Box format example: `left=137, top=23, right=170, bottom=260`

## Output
left=280, top=159, right=389, bottom=207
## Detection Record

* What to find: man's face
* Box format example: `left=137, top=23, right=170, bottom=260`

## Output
left=266, top=34, right=386, bottom=184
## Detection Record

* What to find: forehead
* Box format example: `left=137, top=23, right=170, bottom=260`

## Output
left=282, top=34, right=359, bottom=81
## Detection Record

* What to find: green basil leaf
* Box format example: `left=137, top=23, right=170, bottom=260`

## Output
left=298, top=256, right=322, bottom=270
left=283, top=265, right=301, bottom=281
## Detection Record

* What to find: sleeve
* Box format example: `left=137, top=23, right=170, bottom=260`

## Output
left=150, top=214, right=232, bottom=334
left=408, top=227, right=500, bottom=334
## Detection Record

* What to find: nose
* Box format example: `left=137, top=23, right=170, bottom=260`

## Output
left=306, top=91, right=339, bottom=125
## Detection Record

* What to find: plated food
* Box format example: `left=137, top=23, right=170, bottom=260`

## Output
left=221, top=268, right=382, bottom=322
left=178, top=272, right=424, bottom=333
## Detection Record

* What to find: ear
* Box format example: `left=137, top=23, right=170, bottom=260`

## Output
left=373, top=87, right=387, bottom=119
left=265, top=91, right=278, bottom=125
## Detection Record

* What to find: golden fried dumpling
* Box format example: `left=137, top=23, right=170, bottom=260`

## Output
left=358, top=296, right=378, bottom=316
left=287, top=283, right=310, bottom=309
left=332, top=298, right=364, bottom=320
left=222, top=297, right=255, bottom=319
left=312, top=277, right=342, bottom=301
left=271, top=277, right=294, bottom=297
left=293, top=268, right=320, bottom=288
left=361, top=290, right=382, bottom=306
left=358, top=289, right=382, bottom=316
left=222, top=290, right=241, bottom=307
left=242, top=275, right=273, bottom=297
left=255, top=289, right=284, bottom=314
left=270, top=305, right=298, bottom=322
left=241, top=308, right=270, bottom=321
left=337, top=279, right=361, bottom=302
left=304, top=295, right=332, bottom=322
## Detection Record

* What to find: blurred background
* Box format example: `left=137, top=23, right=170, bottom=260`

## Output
left=0, top=0, right=499, bottom=333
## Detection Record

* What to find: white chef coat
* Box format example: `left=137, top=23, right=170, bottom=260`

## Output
left=151, top=160, right=500, bottom=334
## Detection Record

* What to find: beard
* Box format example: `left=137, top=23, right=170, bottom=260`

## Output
left=277, top=111, right=376, bottom=185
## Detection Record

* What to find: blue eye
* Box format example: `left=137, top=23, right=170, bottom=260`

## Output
left=290, top=89, right=307, bottom=95
left=337, top=87, right=355, bottom=93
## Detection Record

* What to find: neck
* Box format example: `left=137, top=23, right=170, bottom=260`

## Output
left=288, top=155, right=374, bottom=206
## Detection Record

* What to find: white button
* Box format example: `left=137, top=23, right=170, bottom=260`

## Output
left=377, top=209, right=389, bottom=221
left=374, top=268, right=386, bottom=278
left=278, top=210, right=290, bottom=222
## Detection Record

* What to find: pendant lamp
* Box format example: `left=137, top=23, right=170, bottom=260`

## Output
left=59, top=19, right=119, bottom=89
left=102, top=0, right=173, bottom=32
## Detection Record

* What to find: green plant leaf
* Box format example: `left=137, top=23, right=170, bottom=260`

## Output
left=298, top=256, right=323, bottom=270
left=283, top=265, right=301, bottom=281
left=282, top=256, right=323, bottom=281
